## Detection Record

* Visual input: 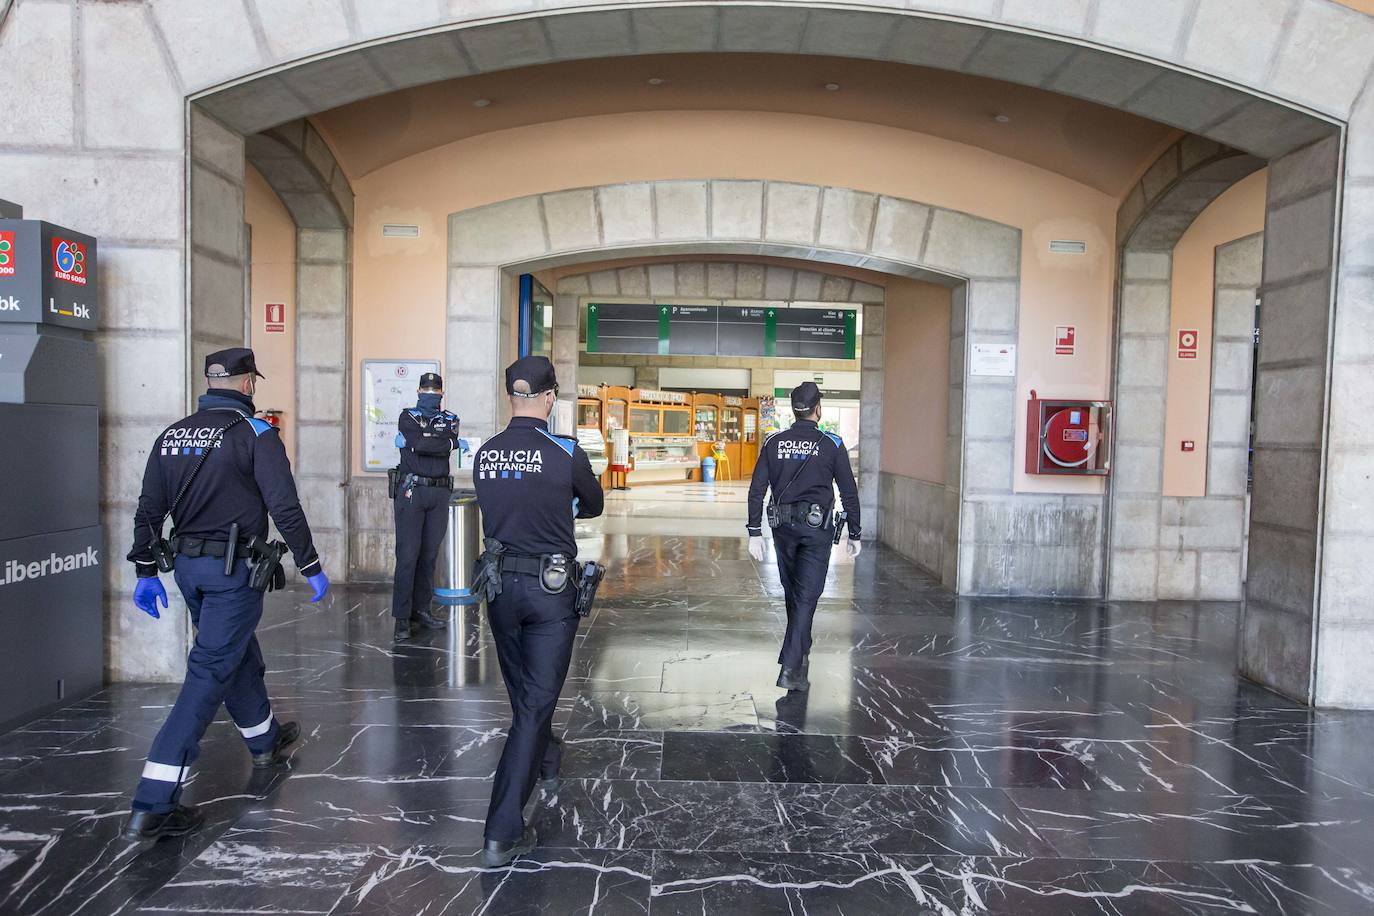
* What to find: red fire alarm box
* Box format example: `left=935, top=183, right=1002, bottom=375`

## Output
left=1025, top=392, right=1112, bottom=476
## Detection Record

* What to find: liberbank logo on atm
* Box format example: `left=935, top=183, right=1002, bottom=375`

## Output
left=0, top=546, right=100, bottom=587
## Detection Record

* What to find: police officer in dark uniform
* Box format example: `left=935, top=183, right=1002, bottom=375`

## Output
left=391, top=372, right=460, bottom=643
left=473, top=356, right=604, bottom=866
left=122, top=348, right=329, bottom=848
left=747, top=381, right=861, bottom=692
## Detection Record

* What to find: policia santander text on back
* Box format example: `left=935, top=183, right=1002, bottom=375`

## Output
left=120, top=347, right=330, bottom=850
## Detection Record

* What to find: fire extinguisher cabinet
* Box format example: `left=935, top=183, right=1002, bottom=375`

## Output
left=1025, top=392, right=1113, bottom=477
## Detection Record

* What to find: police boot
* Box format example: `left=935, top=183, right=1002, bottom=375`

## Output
left=412, top=607, right=449, bottom=630
left=777, top=665, right=810, bottom=692
left=122, top=804, right=205, bottom=850
left=482, top=825, right=537, bottom=868
left=252, top=720, right=301, bottom=768
left=393, top=618, right=413, bottom=644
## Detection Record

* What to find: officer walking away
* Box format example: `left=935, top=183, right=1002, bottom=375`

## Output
left=391, top=372, right=460, bottom=644
left=747, top=382, right=861, bottom=692
left=122, top=348, right=330, bottom=848
left=472, top=356, right=604, bottom=866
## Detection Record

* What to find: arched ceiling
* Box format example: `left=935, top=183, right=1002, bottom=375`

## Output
left=310, top=53, right=1179, bottom=197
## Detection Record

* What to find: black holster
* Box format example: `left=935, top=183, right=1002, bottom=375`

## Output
left=472, top=537, right=506, bottom=602
left=387, top=466, right=400, bottom=500
left=832, top=510, right=849, bottom=546
left=573, top=561, right=606, bottom=618
left=247, top=536, right=288, bottom=593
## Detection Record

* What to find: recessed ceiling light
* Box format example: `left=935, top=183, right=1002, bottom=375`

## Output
left=993, top=113, right=1011, bottom=123
left=648, top=77, right=666, bottom=86
left=473, top=98, right=492, bottom=108
left=823, top=82, right=841, bottom=91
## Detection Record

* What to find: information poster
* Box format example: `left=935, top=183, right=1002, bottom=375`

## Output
left=969, top=343, right=1017, bottom=377
left=362, top=359, right=440, bottom=472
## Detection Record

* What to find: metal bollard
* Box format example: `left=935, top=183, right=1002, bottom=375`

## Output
left=434, top=489, right=482, bottom=606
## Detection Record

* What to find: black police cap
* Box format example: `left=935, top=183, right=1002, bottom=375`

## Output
left=418, top=372, right=443, bottom=390
left=205, top=347, right=265, bottom=380
left=791, top=381, right=821, bottom=411
left=505, top=355, right=558, bottom=397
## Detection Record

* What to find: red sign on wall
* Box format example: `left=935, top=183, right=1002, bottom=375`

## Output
left=1055, top=325, right=1075, bottom=355
left=0, top=231, right=15, bottom=277
left=265, top=302, right=285, bottom=333
left=1178, top=328, right=1199, bottom=359
left=51, top=238, right=87, bottom=285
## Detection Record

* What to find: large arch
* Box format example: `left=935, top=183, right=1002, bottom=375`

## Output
left=428, top=178, right=1050, bottom=596
left=5, top=0, right=1367, bottom=703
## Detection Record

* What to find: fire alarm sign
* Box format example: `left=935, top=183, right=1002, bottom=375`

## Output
left=1178, top=328, right=1199, bottom=359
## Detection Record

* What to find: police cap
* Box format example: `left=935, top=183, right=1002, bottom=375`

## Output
left=418, top=372, right=443, bottom=390
left=791, top=381, right=821, bottom=411
left=205, top=347, right=265, bottom=380
left=505, top=355, right=558, bottom=397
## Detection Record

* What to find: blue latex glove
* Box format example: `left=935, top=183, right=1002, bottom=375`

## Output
left=133, top=577, right=168, bottom=619
left=307, top=571, right=329, bottom=603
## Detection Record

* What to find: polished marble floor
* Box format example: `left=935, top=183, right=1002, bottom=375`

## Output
left=3, top=484, right=1374, bottom=913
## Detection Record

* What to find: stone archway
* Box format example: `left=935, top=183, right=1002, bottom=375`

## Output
left=436, top=178, right=1044, bottom=596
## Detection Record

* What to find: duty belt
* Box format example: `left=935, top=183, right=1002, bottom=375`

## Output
left=501, top=555, right=547, bottom=577
left=405, top=474, right=454, bottom=489
left=170, top=536, right=254, bottom=560
left=774, top=501, right=829, bottom=526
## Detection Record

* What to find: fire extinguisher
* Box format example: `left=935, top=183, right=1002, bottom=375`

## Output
left=256, top=409, right=283, bottom=428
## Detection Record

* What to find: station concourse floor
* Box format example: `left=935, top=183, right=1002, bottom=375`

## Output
left=2, top=484, right=1374, bottom=912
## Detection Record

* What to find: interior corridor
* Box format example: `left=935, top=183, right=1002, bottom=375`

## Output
left=1, top=520, right=1373, bottom=913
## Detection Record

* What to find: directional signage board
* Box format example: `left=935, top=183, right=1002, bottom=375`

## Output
left=587, top=303, right=853, bottom=359
left=775, top=308, right=856, bottom=360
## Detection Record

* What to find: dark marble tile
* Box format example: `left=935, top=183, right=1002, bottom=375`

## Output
left=661, top=733, right=886, bottom=785
left=563, top=692, right=759, bottom=733
left=865, top=735, right=1110, bottom=790
left=649, top=852, right=1139, bottom=915
left=1006, top=788, right=1362, bottom=866
left=555, top=733, right=663, bottom=782
left=331, top=846, right=652, bottom=915
left=134, top=841, right=370, bottom=914
left=534, top=780, right=1055, bottom=857
left=1207, top=861, right=1374, bottom=915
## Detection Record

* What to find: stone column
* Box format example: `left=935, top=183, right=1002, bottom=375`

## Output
left=553, top=294, right=579, bottom=396
left=1242, top=137, right=1339, bottom=703
left=943, top=284, right=966, bottom=590
left=294, top=229, right=350, bottom=581
left=858, top=304, right=885, bottom=534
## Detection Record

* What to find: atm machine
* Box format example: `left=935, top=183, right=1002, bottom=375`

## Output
left=0, top=217, right=103, bottom=729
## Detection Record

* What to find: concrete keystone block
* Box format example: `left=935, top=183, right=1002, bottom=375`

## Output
left=297, top=263, right=346, bottom=316
left=801, top=9, right=893, bottom=59
left=719, top=6, right=807, bottom=53
left=924, top=210, right=1019, bottom=279
left=544, top=10, right=633, bottom=60
left=711, top=182, right=764, bottom=240
left=450, top=198, right=546, bottom=266
left=459, top=19, right=552, bottom=72
left=1001, top=0, right=1090, bottom=35
left=598, top=184, right=654, bottom=246
left=631, top=7, right=719, bottom=53
left=1270, top=1, right=1374, bottom=118
left=870, top=198, right=931, bottom=264
left=817, top=188, right=877, bottom=252
left=543, top=189, right=600, bottom=251
left=1182, top=0, right=1287, bottom=88
left=1090, top=0, right=1191, bottom=57
left=252, top=0, right=350, bottom=61
left=150, top=0, right=263, bottom=91
left=764, top=184, right=821, bottom=245
left=654, top=182, right=709, bottom=240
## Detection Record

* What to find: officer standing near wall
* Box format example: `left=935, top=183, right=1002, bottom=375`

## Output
left=391, top=372, right=459, bottom=644
left=747, top=381, right=861, bottom=692
left=471, top=356, right=604, bottom=866
left=122, top=348, right=329, bottom=848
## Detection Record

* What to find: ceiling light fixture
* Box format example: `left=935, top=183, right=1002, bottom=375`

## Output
left=648, top=77, right=666, bottom=86
left=993, top=113, right=1011, bottom=123
left=472, top=98, right=492, bottom=108
left=823, top=82, right=841, bottom=91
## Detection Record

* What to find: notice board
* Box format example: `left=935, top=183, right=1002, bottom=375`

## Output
left=362, top=359, right=440, bottom=472
left=586, top=303, right=855, bottom=359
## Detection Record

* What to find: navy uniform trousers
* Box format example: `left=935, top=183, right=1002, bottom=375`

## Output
left=771, top=521, right=834, bottom=670
left=133, top=556, right=282, bottom=813
left=391, top=484, right=451, bottom=619
left=484, top=571, right=578, bottom=843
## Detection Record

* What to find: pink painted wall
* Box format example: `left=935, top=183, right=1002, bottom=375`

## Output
left=1163, top=170, right=1267, bottom=497
left=881, top=279, right=952, bottom=484
left=348, top=110, right=1118, bottom=486
left=244, top=165, right=297, bottom=459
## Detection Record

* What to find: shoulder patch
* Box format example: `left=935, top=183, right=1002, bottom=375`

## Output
left=824, top=431, right=844, bottom=448
left=246, top=417, right=275, bottom=437
left=537, top=428, right=576, bottom=456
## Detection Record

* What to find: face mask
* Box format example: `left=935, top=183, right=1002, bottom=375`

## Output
left=417, top=392, right=443, bottom=413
